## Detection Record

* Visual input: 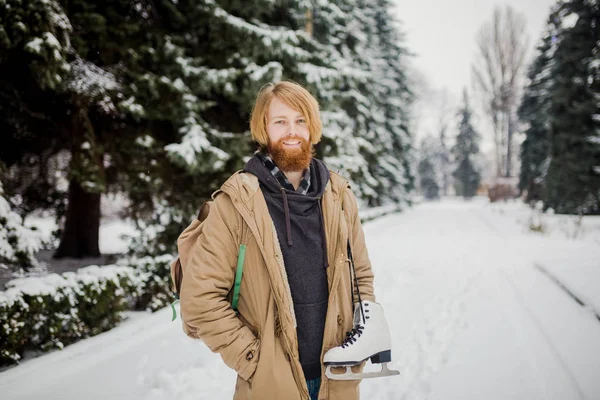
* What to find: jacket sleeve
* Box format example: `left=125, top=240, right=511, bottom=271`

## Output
left=179, top=194, right=260, bottom=381
left=342, top=186, right=376, bottom=303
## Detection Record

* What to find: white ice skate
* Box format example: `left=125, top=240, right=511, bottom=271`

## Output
left=324, top=300, right=400, bottom=380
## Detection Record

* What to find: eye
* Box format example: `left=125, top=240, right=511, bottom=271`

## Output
left=297, top=118, right=306, bottom=124
left=274, top=120, right=285, bottom=124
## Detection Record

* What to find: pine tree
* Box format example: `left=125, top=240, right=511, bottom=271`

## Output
left=312, top=0, right=414, bottom=207
left=418, top=137, right=441, bottom=200
left=518, top=27, right=554, bottom=203
left=116, top=0, right=336, bottom=255
left=0, top=182, right=45, bottom=272
left=452, top=91, right=481, bottom=198
left=439, top=124, right=451, bottom=196
left=0, top=0, right=337, bottom=256
left=1, top=0, right=416, bottom=260
left=542, top=0, right=600, bottom=214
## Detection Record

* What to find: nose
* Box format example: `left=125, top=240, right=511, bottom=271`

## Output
left=286, top=121, right=298, bottom=136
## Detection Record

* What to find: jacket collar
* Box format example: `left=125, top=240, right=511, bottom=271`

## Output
left=217, top=169, right=349, bottom=206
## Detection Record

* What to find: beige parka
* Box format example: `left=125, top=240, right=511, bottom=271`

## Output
left=179, top=170, right=375, bottom=400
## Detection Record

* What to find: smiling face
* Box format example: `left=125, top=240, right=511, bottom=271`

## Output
left=267, top=97, right=310, bottom=146
left=266, top=97, right=313, bottom=172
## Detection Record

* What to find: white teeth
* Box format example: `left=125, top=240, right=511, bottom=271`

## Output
left=284, top=141, right=300, bottom=145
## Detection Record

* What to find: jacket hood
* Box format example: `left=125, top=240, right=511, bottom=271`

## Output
left=243, top=153, right=330, bottom=199
left=243, top=154, right=331, bottom=267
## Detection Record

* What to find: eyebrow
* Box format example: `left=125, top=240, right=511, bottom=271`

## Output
left=270, top=114, right=305, bottom=120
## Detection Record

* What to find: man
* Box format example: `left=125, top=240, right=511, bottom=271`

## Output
left=180, top=81, right=378, bottom=400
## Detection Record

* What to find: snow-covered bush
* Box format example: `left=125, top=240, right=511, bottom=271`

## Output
left=527, top=202, right=548, bottom=234
left=116, top=254, right=173, bottom=312
left=0, top=183, right=46, bottom=272
left=556, top=213, right=584, bottom=239
left=359, top=204, right=402, bottom=223
left=0, top=254, right=173, bottom=366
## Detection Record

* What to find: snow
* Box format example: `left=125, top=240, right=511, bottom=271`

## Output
left=587, top=135, right=600, bottom=145
left=22, top=215, right=138, bottom=255
left=244, top=61, right=283, bottom=83
left=1, top=197, right=599, bottom=399
left=118, top=96, right=146, bottom=118
left=135, top=135, right=154, bottom=148
left=65, top=58, right=120, bottom=101
left=0, top=192, right=45, bottom=269
left=204, top=0, right=313, bottom=61
left=23, top=37, right=44, bottom=55
left=165, top=122, right=231, bottom=172
left=561, top=13, right=579, bottom=29
left=1, top=264, right=134, bottom=307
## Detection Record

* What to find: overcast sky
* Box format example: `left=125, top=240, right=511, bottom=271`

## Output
left=391, top=0, right=558, bottom=98
left=391, top=0, right=559, bottom=159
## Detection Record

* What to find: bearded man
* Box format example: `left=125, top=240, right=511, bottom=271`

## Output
left=179, top=81, right=382, bottom=400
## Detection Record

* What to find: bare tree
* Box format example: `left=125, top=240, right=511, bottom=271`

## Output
left=472, top=5, right=529, bottom=177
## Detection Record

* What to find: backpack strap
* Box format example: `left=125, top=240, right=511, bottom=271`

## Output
left=171, top=198, right=247, bottom=320
left=231, top=244, right=246, bottom=313
left=231, top=209, right=251, bottom=313
left=197, top=201, right=211, bottom=220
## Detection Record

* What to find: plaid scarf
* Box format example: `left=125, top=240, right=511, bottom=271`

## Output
left=257, top=152, right=311, bottom=195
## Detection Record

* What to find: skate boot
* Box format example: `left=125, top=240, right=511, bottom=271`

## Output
left=324, top=300, right=400, bottom=380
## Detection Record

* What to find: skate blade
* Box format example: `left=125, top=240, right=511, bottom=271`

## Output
left=325, top=363, right=400, bottom=381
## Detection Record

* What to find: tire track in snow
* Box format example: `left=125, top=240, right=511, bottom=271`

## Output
left=497, top=267, right=587, bottom=400
left=473, top=209, right=587, bottom=400
left=362, top=207, right=483, bottom=400
left=400, top=273, right=478, bottom=400
left=395, top=221, right=485, bottom=398
left=533, top=264, right=600, bottom=323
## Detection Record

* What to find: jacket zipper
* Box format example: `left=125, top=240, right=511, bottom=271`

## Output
left=228, top=196, right=309, bottom=399
left=283, top=336, right=310, bottom=399
left=318, top=199, right=349, bottom=399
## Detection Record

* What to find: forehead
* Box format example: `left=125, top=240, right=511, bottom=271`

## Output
left=268, top=97, right=303, bottom=118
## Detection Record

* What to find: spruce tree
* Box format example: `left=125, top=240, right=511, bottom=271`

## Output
left=1, top=0, right=416, bottom=261
left=452, top=91, right=481, bottom=198
left=2, top=0, right=366, bottom=256
left=312, top=0, right=414, bottom=207
left=0, top=182, right=45, bottom=272
left=418, top=137, right=441, bottom=200
left=518, top=26, right=555, bottom=203
left=543, top=0, right=600, bottom=214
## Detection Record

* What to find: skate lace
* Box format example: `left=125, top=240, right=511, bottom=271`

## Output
left=341, top=325, right=364, bottom=348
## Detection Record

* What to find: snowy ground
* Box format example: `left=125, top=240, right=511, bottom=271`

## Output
left=23, top=215, right=138, bottom=255
left=1, top=196, right=599, bottom=400
left=0, top=214, right=138, bottom=289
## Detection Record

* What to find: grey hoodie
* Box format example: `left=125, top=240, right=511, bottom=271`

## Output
left=244, top=154, right=330, bottom=381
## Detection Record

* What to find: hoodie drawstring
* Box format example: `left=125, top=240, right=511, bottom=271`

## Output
left=317, top=198, right=329, bottom=268
left=280, top=188, right=293, bottom=246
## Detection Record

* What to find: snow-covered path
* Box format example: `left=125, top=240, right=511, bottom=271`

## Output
left=363, top=199, right=600, bottom=400
left=2, top=198, right=600, bottom=400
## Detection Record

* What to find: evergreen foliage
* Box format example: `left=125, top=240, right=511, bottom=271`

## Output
left=518, top=0, right=600, bottom=214
left=0, top=182, right=45, bottom=272
left=417, top=136, right=443, bottom=200
left=1, top=0, right=415, bottom=260
left=452, top=92, right=481, bottom=198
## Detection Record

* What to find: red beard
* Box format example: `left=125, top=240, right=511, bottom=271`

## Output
left=268, top=136, right=313, bottom=172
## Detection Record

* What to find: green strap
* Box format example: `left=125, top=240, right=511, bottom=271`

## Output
left=232, top=244, right=246, bottom=312
left=171, top=244, right=246, bottom=322
left=171, top=299, right=180, bottom=321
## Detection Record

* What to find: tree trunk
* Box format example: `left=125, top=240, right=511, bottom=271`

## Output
left=54, top=178, right=101, bottom=258
left=506, top=112, right=514, bottom=177
left=54, top=102, right=103, bottom=259
left=493, top=111, right=502, bottom=177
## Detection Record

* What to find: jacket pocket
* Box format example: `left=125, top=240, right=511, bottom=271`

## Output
left=238, top=312, right=260, bottom=339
